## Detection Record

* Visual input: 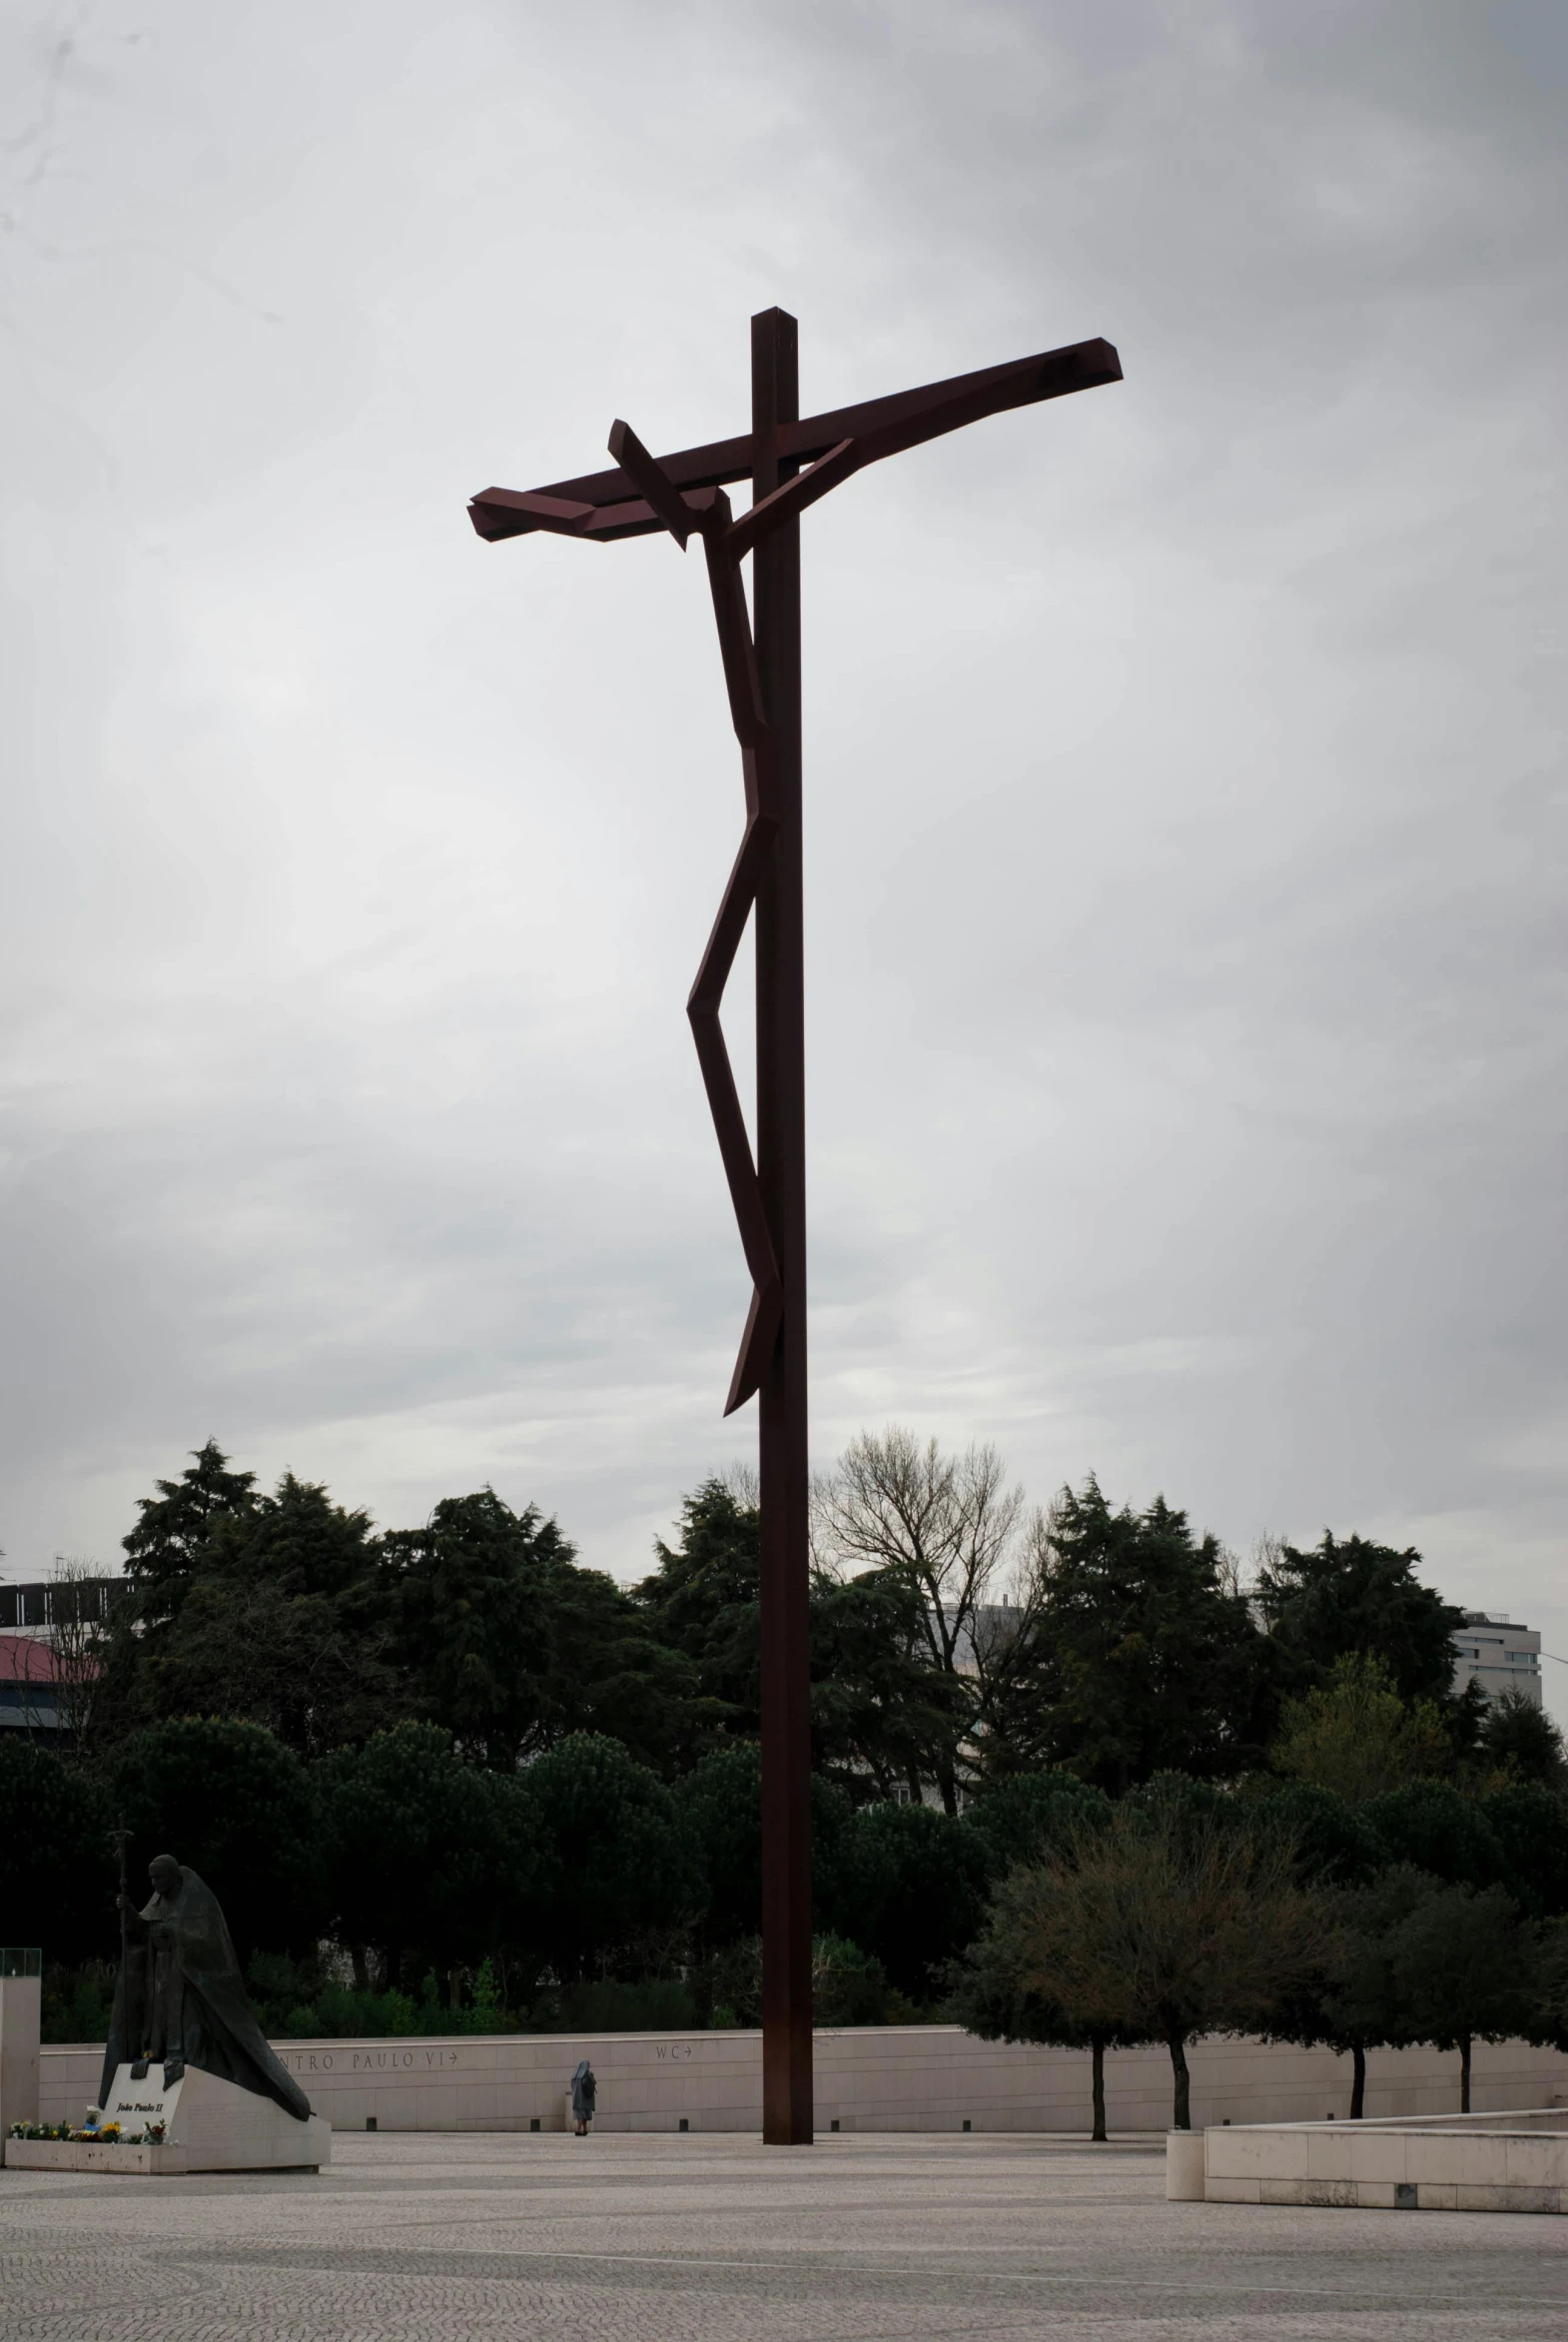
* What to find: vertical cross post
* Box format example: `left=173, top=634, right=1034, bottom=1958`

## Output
left=751, top=308, right=813, bottom=2145
left=464, top=315, right=1121, bottom=2151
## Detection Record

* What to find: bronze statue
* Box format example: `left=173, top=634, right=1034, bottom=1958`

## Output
left=99, top=1854, right=312, bottom=2123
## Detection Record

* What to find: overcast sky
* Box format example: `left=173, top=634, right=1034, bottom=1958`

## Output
left=2, top=1, right=1564, bottom=1720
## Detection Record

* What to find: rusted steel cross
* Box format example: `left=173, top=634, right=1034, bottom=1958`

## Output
left=467, top=311, right=1122, bottom=2143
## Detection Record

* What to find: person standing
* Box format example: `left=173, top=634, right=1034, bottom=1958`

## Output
left=570, top=2058, right=596, bottom=2136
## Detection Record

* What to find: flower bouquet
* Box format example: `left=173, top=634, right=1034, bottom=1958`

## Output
left=9, top=2118, right=152, bottom=2144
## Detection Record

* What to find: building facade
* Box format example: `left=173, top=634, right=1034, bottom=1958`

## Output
left=0, top=1578, right=115, bottom=1740
left=0, top=1635, right=64, bottom=1734
left=1451, top=1612, right=1543, bottom=1706
left=0, top=1578, right=116, bottom=1638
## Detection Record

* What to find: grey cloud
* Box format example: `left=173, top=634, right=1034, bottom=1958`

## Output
left=0, top=0, right=1563, bottom=1715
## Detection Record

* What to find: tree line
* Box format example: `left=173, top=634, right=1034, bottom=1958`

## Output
left=953, top=1768, right=1568, bottom=2129
left=4, top=1431, right=1564, bottom=2112
left=48, top=1431, right=1561, bottom=1797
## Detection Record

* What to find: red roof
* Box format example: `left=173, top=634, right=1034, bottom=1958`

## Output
left=0, top=1635, right=65, bottom=1685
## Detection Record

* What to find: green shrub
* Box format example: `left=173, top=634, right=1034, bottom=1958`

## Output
left=697, top=1934, right=889, bottom=2028
left=39, top=1963, right=116, bottom=2044
left=0, top=1742, right=113, bottom=1963
left=526, top=1977, right=699, bottom=2032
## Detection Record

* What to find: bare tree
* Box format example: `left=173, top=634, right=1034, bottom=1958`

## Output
left=722, top=1460, right=761, bottom=1510
left=814, top=1427, right=1025, bottom=1810
left=1212, top=1542, right=1245, bottom=1602
left=43, top=1557, right=112, bottom=1760
left=1248, top=1532, right=1286, bottom=1591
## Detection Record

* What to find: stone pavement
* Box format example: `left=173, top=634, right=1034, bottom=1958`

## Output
left=2, top=2130, right=1565, bottom=2340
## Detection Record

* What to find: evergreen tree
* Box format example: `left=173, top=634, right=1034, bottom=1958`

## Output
left=1533, top=1914, right=1568, bottom=2051
left=1256, top=1532, right=1466, bottom=1706
left=121, top=1439, right=259, bottom=1629
left=1389, top=1878, right=1538, bottom=2111
left=1360, top=1779, right=1502, bottom=1889
left=517, top=1734, right=704, bottom=1980
left=640, top=1475, right=971, bottom=1797
left=1245, top=1779, right=1381, bottom=1888
left=1026, top=1479, right=1274, bottom=1791
left=671, top=1742, right=877, bottom=1956
left=113, top=1718, right=322, bottom=1961
left=961, top=1770, right=1114, bottom=1879
left=315, top=1722, right=538, bottom=1992
left=635, top=1477, right=763, bottom=1735
left=1478, top=1688, right=1567, bottom=1790
left=831, top=1800, right=993, bottom=2003
left=0, top=1738, right=113, bottom=1963
left=141, top=1473, right=394, bottom=1755
left=1481, top=1783, right=1568, bottom=1921
left=674, top=1744, right=766, bottom=1947
left=386, top=1489, right=704, bottom=1772
left=807, top=1566, right=968, bottom=1804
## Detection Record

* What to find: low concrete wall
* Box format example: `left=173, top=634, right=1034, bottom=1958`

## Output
left=40, top=2028, right=1568, bottom=2135
left=0, top=1976, right=40, bottom=2136
left=1200, top=2108, right=1568, bottom=2212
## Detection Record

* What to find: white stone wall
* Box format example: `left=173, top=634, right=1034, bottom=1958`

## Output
left=0, top=1975, right=41, bottom=2133
left=39, top=2026, right=1568, bottom=2134
left=1202, top=2108, right=1568, bottom=2211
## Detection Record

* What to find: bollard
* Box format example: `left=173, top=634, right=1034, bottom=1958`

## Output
left=1166, top=2129, right=1205, bottom=2200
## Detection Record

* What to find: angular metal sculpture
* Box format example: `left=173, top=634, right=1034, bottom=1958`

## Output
left=468, top=314, right=1121, bottom=2142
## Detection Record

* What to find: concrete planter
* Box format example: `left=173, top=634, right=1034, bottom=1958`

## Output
left=8, top=2064, right=330, bottom=2175
left=1178, top=2108, right=1568, bottom=2214
left=5, top=2137, right=188, bottom=2175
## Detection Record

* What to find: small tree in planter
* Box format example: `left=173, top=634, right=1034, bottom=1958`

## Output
left=950, top=1768, right=1146, bottom=2140
left=1386, top=1876, right=1538, bottom=2112
left=1265, top=1865, right=1430, bottom=2118
left=974, top=1785, right=1330, bottom=2128
left=948, top=1922, right=1149, bottom=2142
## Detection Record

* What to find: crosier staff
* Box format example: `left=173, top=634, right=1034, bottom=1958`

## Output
left=114, top=1817, right=130, bottom=2020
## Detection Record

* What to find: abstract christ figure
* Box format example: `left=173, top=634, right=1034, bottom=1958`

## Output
left=467, top=317, right=1122, bottom=2139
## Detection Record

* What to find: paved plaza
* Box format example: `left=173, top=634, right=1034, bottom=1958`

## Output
left=2, top=2130, right=1565, bottom=2341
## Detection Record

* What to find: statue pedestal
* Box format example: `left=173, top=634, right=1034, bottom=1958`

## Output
left=5, top=2062, right=331, bottom=2174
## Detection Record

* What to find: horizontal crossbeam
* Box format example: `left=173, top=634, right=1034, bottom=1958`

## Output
left=468, top=336, right=1122, bottom=544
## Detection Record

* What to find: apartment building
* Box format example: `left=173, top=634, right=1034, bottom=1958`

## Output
left=1451, top=1612, right=1543, bottom=1707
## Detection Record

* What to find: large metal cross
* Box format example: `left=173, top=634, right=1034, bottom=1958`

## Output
left=467, top=311, right=1122, bottom=2143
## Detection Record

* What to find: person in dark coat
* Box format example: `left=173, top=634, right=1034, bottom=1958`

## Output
left=99, top=1855, right=312, bottom=2123
left=570, top=2057, right=596, bottom=2135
